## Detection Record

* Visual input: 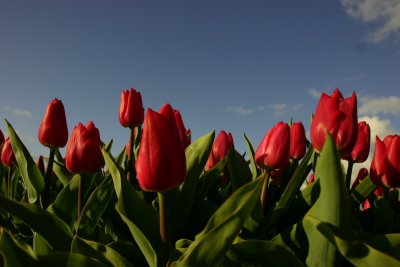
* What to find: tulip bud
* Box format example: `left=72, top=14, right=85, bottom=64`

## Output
left=289, top=121, right=306, bottom=160
left=174, top=109, right=190, bottom=149
left=307, top=173, right=315, bottom=185
left=135, top=104, right=186, bottom=192
left=1, top=138, right=16, bottom=167
left=351, top=167, right=368, bottom=190
left=119, top=88, right=145, bottom=128
left=310, top=88, right=358, bottom=157
left=370, top=135, right=400, bottom=188
left=255, top=122, right=290, bottom=171
left=344, top=121, right=370, bottom=163
left=38, top=98, right=68, bottom=148
left=65, top=121, right=103, bottom=174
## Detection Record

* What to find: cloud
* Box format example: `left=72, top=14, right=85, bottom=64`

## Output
left=308, top=88, right=321, bottom=99
left=2, top=106, right=33, bottom=118
left=225, top=106, right=253, bottom=115
left=225, top=103, right=303, bottom=116
left=359, top=96, right=400, bottom=116
left=341, top=0, right=400, bottom=43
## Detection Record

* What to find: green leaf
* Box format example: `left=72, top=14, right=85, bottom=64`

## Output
left=33, top=233, right=52, bottom=256
left=71, top=236, right=134, bottom=267
left=351, top=174, right=377, bottom=205
left=225, top=240, right=306, bottom=267
left=38, top=252, right=107, bottom=267
left=227, top=148, right=252, bottom=191
left=0, top=228, right=39, bottom=267
left=303, top=134, right=352, bottom=267
left=52, top=159, right=73, bottom=187
left=108, top=241, right=148, bottom=267
left=195, top=157, right=228, bottom=200
left=173, top=174, right=265, bottom=267
left=243, top=133, right=260, bottom=180
left=316, top=219, right=400, bottom=266
left=102, top=148, right=158, bottom=267
left=78, top=174, right=114, bottom=236
left=0, top=195, right=73, bottom=251
left=5, top=119, right=44, bottom=203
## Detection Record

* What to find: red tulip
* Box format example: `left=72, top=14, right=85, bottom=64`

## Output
left=205, top=131, right=234, bottom=170
left=174, top=109, right=190, bottom=149
left=255, top=122, right=290, bottom=171
left=310, top=88, right=358, bottom=157
left=135, top=104, right=186, bottom=192
left=1, top=138, right=16, bottom=167
left=344, top=121, right=370, bottom=163
left=307, top=173, right=315, bottom=185
left=65, top=121, right=103, bottom=174
left=38, top=98, right=68, bottom=148
left=289, top=122, right=306, bottom=160
left=370, top=135, right=400, bottom=188
left=119, top=88, right=145, bottom=128
left=351, top=167, right=368, bottom=190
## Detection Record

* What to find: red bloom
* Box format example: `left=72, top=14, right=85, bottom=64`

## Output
left=38, top=98, right=68, bottom=148
left=1, top=138, right=16, bottom=167
left=65, top=121, right=103, bottom=174
left=310, top=89, right=358, bottom=157
left=135, top=104, right=186, bottom=192
left=370, top=135, right=400, bottom=188
left=351, top=167, right=368, bottom=190
left=119, top=88, right=145, bottom=128
left=174, top=109, right=191, bottom=149
left=255, top=122, right=290, bottom=170
left=205, top=131, right=234, bottom=170
left=344, top=121, right=370, bottom=163
left=289, top=121, right=306, bottom=160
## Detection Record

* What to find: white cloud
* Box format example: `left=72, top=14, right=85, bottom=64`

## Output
left=341, top=0, right=400, bottom=43
left=225, top=106, right=253, bottom=115
left=308, top=88, right=321, bottom=99
left=226, top=103, right=303, bottom=116
left=2, top=106, right=33, bottom=118
left=359, top=96, right=400, bottom=116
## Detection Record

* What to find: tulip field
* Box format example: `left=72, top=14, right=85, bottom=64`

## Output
left=1, top=88, right=400, bottom=267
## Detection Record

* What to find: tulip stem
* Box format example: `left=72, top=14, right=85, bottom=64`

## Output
left=260, top=171, right=271, bottom=214
left=77, top=174, right=83, bottom=227
left=158, top=192, right=170, bottom=265
left=127, top=127, right=136, bottom=184
left=7, top=167, right=12, bottom=199
left=43, top=148, right=55, bottom=209
left=346, top=161, right=354, bottom=189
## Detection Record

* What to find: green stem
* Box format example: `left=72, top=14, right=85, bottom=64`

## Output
left=346, top=161, right=354, bottom=190
left=43, top=148, right=55, bottom=209
left=7, top=167, right=12, bottom=199
left=127, top=127, right=136, bottom=184
left=260, top=171, right=270, bottom=214
left=158, top=192, right=170, bottom=266
left=77, top=174, right=83, bottom=227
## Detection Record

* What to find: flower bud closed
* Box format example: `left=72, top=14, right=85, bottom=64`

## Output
left=38, top=98, right=68, bottom=148
left=255, top=122, right=290, bottom=170
left=135, top=104, right=186, bottom=192
left=344, top=121, right=370, bottom=163
left=1, top=138, right=16, bottom=167
left=119, top=88, right=144, bottom=128
left=289, top=121, right=306, bottom=160
left=310, top=89, right=358, bottom=157
left=65, top=121, right=103, bottom=174
left=174, top=109, right=190, bottom=149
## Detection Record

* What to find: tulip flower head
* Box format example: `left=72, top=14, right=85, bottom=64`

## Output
left=1, top=138, right=16, bottom=167
left=289, top=121, right=306, bottom=160
left=310, top=89, right=358, bottom=157
left=205, top=130, right=234, bottom=170
left=370, top=135, right=400, bottom=188
left=174, top=109, right=191, bottom=149
left=255, top=122, right=290, bottom=171
left=351, top=167, right=368, bottom=190
left=119, top=88, right=145, bottom=128
left=135, top=104, right=186, bottom=192
left=344, top=121, right=370, bottom=163
left=38, top=98, right=68, bottom=148
left=65, top=121, right=103, bottom=174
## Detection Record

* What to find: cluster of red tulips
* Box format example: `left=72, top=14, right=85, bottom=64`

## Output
left=1, top=87, right=400, bottom=267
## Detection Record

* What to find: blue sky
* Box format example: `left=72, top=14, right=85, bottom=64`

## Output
left=1, top=0, right=400, bottom=174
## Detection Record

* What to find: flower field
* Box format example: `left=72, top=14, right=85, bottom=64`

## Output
left=0, top=88, right=399, bottom=266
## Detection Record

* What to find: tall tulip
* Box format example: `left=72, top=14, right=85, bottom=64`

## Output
left=344, top=121, right=370, bottom=163
left=255, top=122, right=290, bottom=171
left=370, top=135, right=400, bottom=188
left=289, top=122, right=306, bottom=160
left=135, top=104, right=186, bottom=192
left=1, top=138, right=16, bottom=167
left=119, top=88, right=144, bottom=128
left=65, top=121, right=103, bottom=174
left=38, top=98, right=68, bottom=148
left=310, top=88, right=358, bottom=157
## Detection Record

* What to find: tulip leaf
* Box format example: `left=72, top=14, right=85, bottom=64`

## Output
left=102, top=148, right=158, bottom=267
left=351, top=174, right=377, bottom=204
left=227, top=148, right=252, bottom=191
left=0, top=194, right=73, bottom=251
left=168, top=130, right=215, bottom=238
left=173, top=174, right=265, bottom=267
left=271, top=221, right=308, bottom=256
left=5, top=119, right=45, bottom=203
left=243, top=132, right=260, bottom=180
left=33, top=233, right=52, bottom=256
left=224, top=240, right=306, bottom=267
left=303, top=134, right=352, bottom=267
left=195, top=157, right=228, bottom=200
left=0, top=228, right=39, bottom=267
left=315, top=218, right=400, bottom=266
left=108, top=240, right=148, bottom=267
left=78, top=174, right=114, bottom=236
left=52, top=159, right=74, bottom=187
left=71, top=236, right=134, bottom=267
left=37, top=252, right=107, bottom=267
